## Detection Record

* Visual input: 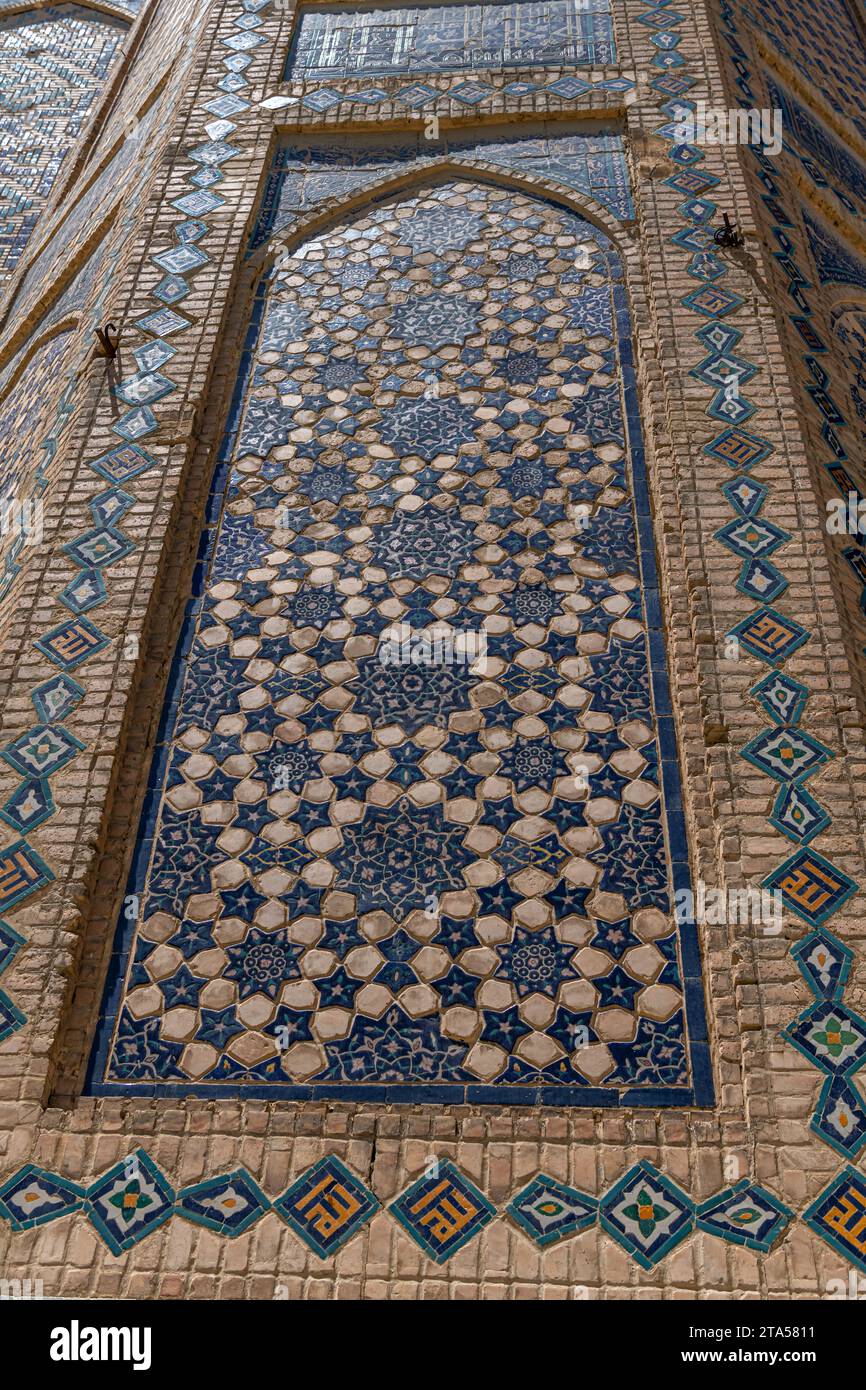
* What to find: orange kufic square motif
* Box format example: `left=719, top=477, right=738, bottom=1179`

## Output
left=1, top=0, right=866, bottom=1333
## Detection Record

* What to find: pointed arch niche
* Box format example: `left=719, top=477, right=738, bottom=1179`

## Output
left=86, top=163, right=712, bottom=1109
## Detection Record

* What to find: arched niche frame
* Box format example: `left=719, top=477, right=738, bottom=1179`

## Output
left=73, top=153, right=715, bottom=1109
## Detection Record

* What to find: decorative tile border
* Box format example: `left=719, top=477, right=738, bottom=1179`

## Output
left=0, top=1148, right=820, bottom=1270
left=283, top=72, right=637, bottom=115
left=713, top=0, right=865, bottom=1160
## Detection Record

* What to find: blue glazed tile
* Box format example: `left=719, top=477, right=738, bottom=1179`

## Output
left=2, top=724, right=85, bottom=780
left=782, top=999, right=866, bottom=1076
left=812, top=1075, right=866, bottom=1157
left=274, top=1157, right=378, bottom=1258
left=791, top=928, right=853, bottom=1002
left=136, top=309, right=192, bottom=338
left=85, top=1150, right=175, bottom=1257
left=695, top=1180, right=792, bottom=1252
left=176, top=1169, right=271, bottom=1236
left=0, top=839, right=53, bottom=911
left=599, top=1161, right=693, bottom=1270
left=153, top=275, right=190, bottom=306
left=728, top=606, right=809, bottom=665
left=508, top=1174, right=598, bottom=1246
left=740, top=726, right=833, bottom=783
left=764, top=849, right=857, bottom=926
left=0, top=918, right=26, bottom=977
left=86, top=176, right=709, bottom=1108
left=0, top=778, right=55, bottom=834
left=390, top=1161, right=495, bottom=1263
left=0, top=1165, right=86, bottom=1232
left=804, top=1167, right=866, bottom=1274
left=32, top=674, right=85, bottom=724
left=0, top=990, right=25, bottom=1044
left=770, top=782, right=831, bottom=845
left=112, top=406, right=159, bottom=442
left=35, top=615, right=110, bottom=671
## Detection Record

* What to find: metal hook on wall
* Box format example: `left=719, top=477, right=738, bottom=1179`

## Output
left=94, top=323, right=120, bottom=359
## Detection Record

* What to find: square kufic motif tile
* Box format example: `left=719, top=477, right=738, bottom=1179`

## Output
left=390, top=1160, right=495, bottom=1263
left=273, top=1157, right=379, bottom=1259
left=804, top=1167, right=866, bottom=1274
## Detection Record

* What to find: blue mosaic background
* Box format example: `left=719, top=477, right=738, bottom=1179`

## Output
left=87, top=169, right=710, bottom=1106
left=250, top=127, right=633, bottom=248
left=0, top=4, right=129, bottom=282
left=285, top=0, right=616, bottom=79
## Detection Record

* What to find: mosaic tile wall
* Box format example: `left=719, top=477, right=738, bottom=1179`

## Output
left=285, top=0, right=616, bottom=79
left=738, top=0, right=866, bottom=143
left=252, top=128, right=633, bottom=241
left=715, top=2, right=866, bottom=732
left=0, top=4, right=130, bottom=283
left=88, top=176, right=712, bottom=1105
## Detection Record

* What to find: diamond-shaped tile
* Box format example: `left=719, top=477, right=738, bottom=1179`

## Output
left=89, top=488, right=134, bottom=528
left=716, top=516, right=789, bottom=559
left=546, top=77, right=590, bottom=100
left=274, top=1157, right=378, bottom=1258
left=301, top=88, right=342, bottom=112
left=783, top=1000, right=866, bottom=1075
left=706, top=419, right=772, bottom=469
left=32, top=674, right=84, bottom=724
left=741, top=726, right=833, bottom=783
left=791, top=928, right=853, bottom=1002
left=173, top=189, right=225, bottom=217
left=804, top=1167, right=866, bottom=1273
left=115, top=371, right=177, bottom=407
left=752, top=671, right=809, bottom=726
left=136, top=308, right=191, bottom=337
left=508, top=1175, right=598, bottom=1247
left=2, top=724, right=85, bottom=779
left=722, top=474, right=767, bottom=517
left=134, top=339, right=176, bottom=374
left=189, top=140, right=240, bottom=166
left=390, top=1160, right=494, bottom=1263
left=0, top=838, right=53, bottom=910
left=85, top=1150, right=175, bottom=1256
left=599, top=1161, right=693, bottom=1270
left=0, top=1164, right=86, bottom=1231
left=0, top=918, right=25, bottom=976
left=176, top=1169, right=270, bottom=1236
left=770, top=782, right=831, bottom=844
left=112, top=406, right=159, bottom=442
left=395, top=84, right=439, bottom=108
left=728, top=606, right=809, bottom=665
left=764, top=848, right=857, bottom=926
left=34, top=616, right=110, bottom=671
left=0, top=990, right=25, bottom=1043
left=682, top=284, right=744, bottom=318
left=812, top=1075, right=866, bottom=1157
left=0, top=777, right=55, bottom=834
left=153, top=243, right=209, bottom=275
left=153, top=274, right=190, bottom=306
left=696, top=1180, right=792, bottom=1252
left=64, top=527, right=136, bottom=571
